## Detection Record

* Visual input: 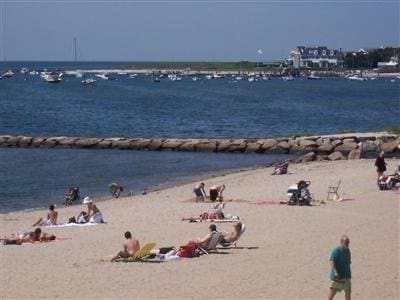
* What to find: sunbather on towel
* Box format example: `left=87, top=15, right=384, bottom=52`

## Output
left=32, top=204, right=58, bottom=227
left=77, top=197, right=104, bottom=224
left=3, top=228, right=56, bottom=245
left=111, top=231, right=140, bottom=262
left=186, top=224, right=218, bottom=248
left=220, top=222, right=244, bottom=247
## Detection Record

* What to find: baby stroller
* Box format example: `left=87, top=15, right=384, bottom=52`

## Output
left=287, top=180, right=312, bottom=206
left=65, top=187, right=81, bottom=206
left=272, top=162, right=289, bottom=175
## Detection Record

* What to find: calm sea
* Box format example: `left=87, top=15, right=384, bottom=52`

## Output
left=0, top=62, right=399, bottom=212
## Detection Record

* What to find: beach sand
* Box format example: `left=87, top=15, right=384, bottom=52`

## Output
left=1, top=159, right=399, bottom=299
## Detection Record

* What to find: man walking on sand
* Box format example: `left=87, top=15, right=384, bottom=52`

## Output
left=328, top=235, right=352, bottom=300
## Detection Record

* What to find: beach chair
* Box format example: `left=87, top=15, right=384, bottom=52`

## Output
left=198, top=231, right=221, bottom=255
left=121, top=243, right=157, bottom=262
left=326, top=180, right=341, bottom=202
left=219, top=223, right=246, bottom=248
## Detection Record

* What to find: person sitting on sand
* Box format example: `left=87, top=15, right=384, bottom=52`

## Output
left=109, top=182, right=123, bottom=198
left=3, top=228, right=56, bottom=245
left=193, top=182, right=207, bottom=202
left=111, top=231, right=140, bottom=262
left=77, top=197, right=103, bottom=224
left=219, top=222, right=245, bottom=247
left=186, top=224, right=218, bottom=248
left=32, top=204, right=58, bottom=227
left=209, top=184, right=225, bottom=201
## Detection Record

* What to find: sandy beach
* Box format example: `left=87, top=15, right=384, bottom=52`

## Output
left=1, top=159, right=399, bottom=299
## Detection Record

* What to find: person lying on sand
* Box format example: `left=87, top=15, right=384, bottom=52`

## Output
left=182, top=198, right=226, bottom=222
left=76, top=197, right=104, bottom=224
left=3, top=228, right=56, bottom=245
left=193, top=182, right=207, bottom=202
left=32, top=204, right=58, bottom=227
left=111, top=231, right=140, bottom=262
left=219, top=222, right=244, bottom=247
left=185, top=224, right=218, bottom=248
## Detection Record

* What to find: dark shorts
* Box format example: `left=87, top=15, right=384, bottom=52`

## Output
left=194, top=188, right=203, bottom=197
left=118, top=251, right=131, bottom=259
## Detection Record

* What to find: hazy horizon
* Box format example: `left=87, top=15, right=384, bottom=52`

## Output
left=1, top=1, right=399, bottom=61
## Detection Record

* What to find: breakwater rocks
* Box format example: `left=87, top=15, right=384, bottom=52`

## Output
left=0, top=133, right=399, bottom=162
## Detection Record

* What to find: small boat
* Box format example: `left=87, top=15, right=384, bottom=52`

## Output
left=348, top=75, right=367, bottom=81
left=248, top=77, right=255, bottom=82
left=262, top=76, right=271, bottom=81
left=236, top=76, right=243, bottom=81
left=43, top=73, right=62, bottom=83
left=117, top=72, right=127, bottom=75
left=370, top=77, right=377, bottom=80
left=2, top=70, right=14, bottom=78
left=75, top=72, right=84, bottom=78
left=390, top=79, right=396, bottom=83
left=282, top=76, right=294, bottom=81
left=95, top=73, right=109, bottom=80
left=213, top=74, right=223, bottom=79
left=153, top=77, right=160, bottom=82
left=129, top=74, right=138, bottom=79
left=29, top=70, right=38, bottom=75
left=192, top=76, right=200, bottom=81
left=20, top=67, right=29, bottom=74
left=307, top=75, right=321, bottom=80
left=82, top=78, right=96, bottom=85
left=205, top=74, right=213, bottom=80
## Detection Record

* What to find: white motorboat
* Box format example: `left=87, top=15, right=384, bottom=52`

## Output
left=262, top=76, right=271, bottom=81
left=282, top=76, right=294, bottom=81
left=348, top=75, right=367, bottom=81
left=248, top=77, right=255, bottom=82
left=192, top=76, right=200, bottom=81
left=236, top=76, right=243, bottom=81
left=205, top=74, right=213, bottom=80
left=129, top=74, right=138, bottom=79
left=43, top=73, right=62, bottom=83
left=117, top=72, right=127, bottom=75
left=2, top=70, right=14, bottom=78
left=29, top=70, right=38, bottom=75
left=75, top=72, right=84, bottom=78
left=82, top=78, right=96, bottom=85
left=213, top=74, right=223, bottom=79
left=95, top=73, right=109, bottom=80
left=20, top=68, right=29, bottom=74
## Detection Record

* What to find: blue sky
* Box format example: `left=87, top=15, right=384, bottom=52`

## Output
left=1, top=0, right=399, bottom=61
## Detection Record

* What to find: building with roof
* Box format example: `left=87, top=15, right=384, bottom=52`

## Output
left=287, top=46, right=344, bottom=69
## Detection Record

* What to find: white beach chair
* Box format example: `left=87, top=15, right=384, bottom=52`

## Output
left=198, top=231, right=221, bottom=255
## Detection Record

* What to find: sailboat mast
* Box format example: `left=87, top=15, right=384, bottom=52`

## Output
left=74, top=37, right=77, bottom=62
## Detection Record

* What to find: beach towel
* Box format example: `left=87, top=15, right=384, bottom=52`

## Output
left=46, top=222, right=100, bottom=228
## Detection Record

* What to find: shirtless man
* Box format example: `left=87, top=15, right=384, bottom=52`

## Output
left=187, top=224, right=218, bottom=248
left=3, top=228, right=56, bottom=245
left=32, top=205, right=58, bottom=227
left=111, top=231, right=140, bottom=262
left=209, top=184, right=225, bottom=201
left=220, top=222, right=244, bottom=247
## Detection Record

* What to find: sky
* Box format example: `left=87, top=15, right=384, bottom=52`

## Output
left=0, top=0, right=399, bottom=61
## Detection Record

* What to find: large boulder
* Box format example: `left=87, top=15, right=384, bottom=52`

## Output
left=260, top=139, right=278, bottom=151
left=31, top=137, right=46, bottom=147
left=298, top=139, right=317, bottom=148
left=40, top=138, right=59, bottom=148
left=148, top=139, right=164, bottom=151
left=162, top=139, right=184, bottom=151
left=288, top=139, right=299, bottom=147
left=5, top=136, right=21, bottom=147
left=115, top=140, right=132, bottom=150
left=361, top=141, right=378, bottom=153
left=277, top=141, right=291, bottom=150
left=317, top=142, right=334, bottom=153
left=328, top=151, right=344, bottom=161
left=95, top=140, right=112, bottom=149
left=129, top=139, right=151, bottom=150
left=18, top=136, right=33, bottom=147
left=179, top=141, right=197, bottom=152
left=74, top=138, right=101, bottom=148
left=334, top=142, right=358, bottom=154
left=296, top=152, right=316, bottom=163
left=265, top=145, right=289, bottom=154
left=380, top=140, right=399, bottom=154
left=289, top=145, right=316, bottom=154
left=196, top=142, right=217, bottom=152
left=56, top=137, right=80, bottom=148
left=109, top=138, right=127, bottom=149
left=244, top=142, right=262, bottom=153
left=331, top=139, right=343, bottom=147
left=0, top=135, right=11, bottom=146
left=348, top=149, right=362, bottom=160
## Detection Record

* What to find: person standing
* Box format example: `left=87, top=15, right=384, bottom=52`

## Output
left=328, top=235, right=352, bottom=300
left=375, top=151, right=387, bottom=185
left=193, top=182, right=207, bottom=202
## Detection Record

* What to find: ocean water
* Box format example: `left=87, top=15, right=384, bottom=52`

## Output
left=0, top=148, right=289, bottom=213
left=0, top=62, right=399, bottom=212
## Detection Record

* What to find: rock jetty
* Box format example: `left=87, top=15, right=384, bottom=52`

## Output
left=0, top=133, right=399, bottom=162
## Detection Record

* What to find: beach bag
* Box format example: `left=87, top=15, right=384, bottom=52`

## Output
left=68, top=216, right=77, bottom=224
left=178, top=244, right=197, bottom=258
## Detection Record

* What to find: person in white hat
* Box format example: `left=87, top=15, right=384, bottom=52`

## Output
left=77, top=197, right=103, bottom=223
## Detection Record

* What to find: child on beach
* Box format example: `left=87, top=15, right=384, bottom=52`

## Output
left=111, top=231, right=140, bottom=262
left=193, top=182, right=207, bottom=202
left=32, top=204, right=58, bottom=227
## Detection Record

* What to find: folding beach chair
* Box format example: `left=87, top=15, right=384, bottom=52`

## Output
left=198, top=231, right=221, bottom=255
left=326, top=179, right=342, bottom=202
left=219, top=223, right=246, bottom=248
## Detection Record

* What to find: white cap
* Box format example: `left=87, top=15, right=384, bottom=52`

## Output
left=83, top=196, right=93, bottom=204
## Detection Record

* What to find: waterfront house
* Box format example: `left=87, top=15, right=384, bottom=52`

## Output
left=287, top=46, right=344, bottom=69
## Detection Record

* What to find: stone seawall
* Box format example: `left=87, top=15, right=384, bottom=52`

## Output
left=0, top=133, right=399, bottom=162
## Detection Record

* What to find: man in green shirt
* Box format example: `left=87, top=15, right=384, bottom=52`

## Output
left=328, top=235, right=351, bottom=300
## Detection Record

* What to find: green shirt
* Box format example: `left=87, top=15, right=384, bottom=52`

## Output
left=330, top=246, right=351, bottom=280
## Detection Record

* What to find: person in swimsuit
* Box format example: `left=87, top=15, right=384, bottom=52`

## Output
left=32, top=204, right=58, bottom=227
left=219, top=222, right=244, bottom=247
left=77, top=197, right=103, bottom=223
left=111, top=231, right=140, bottom=262
left=3, top=228, right=56, bottom=245
left=193, top=182, right=207, bottom=202
left=209, top=184, right=225, bottom=201
left=186, top=224, right=218, bottom=249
